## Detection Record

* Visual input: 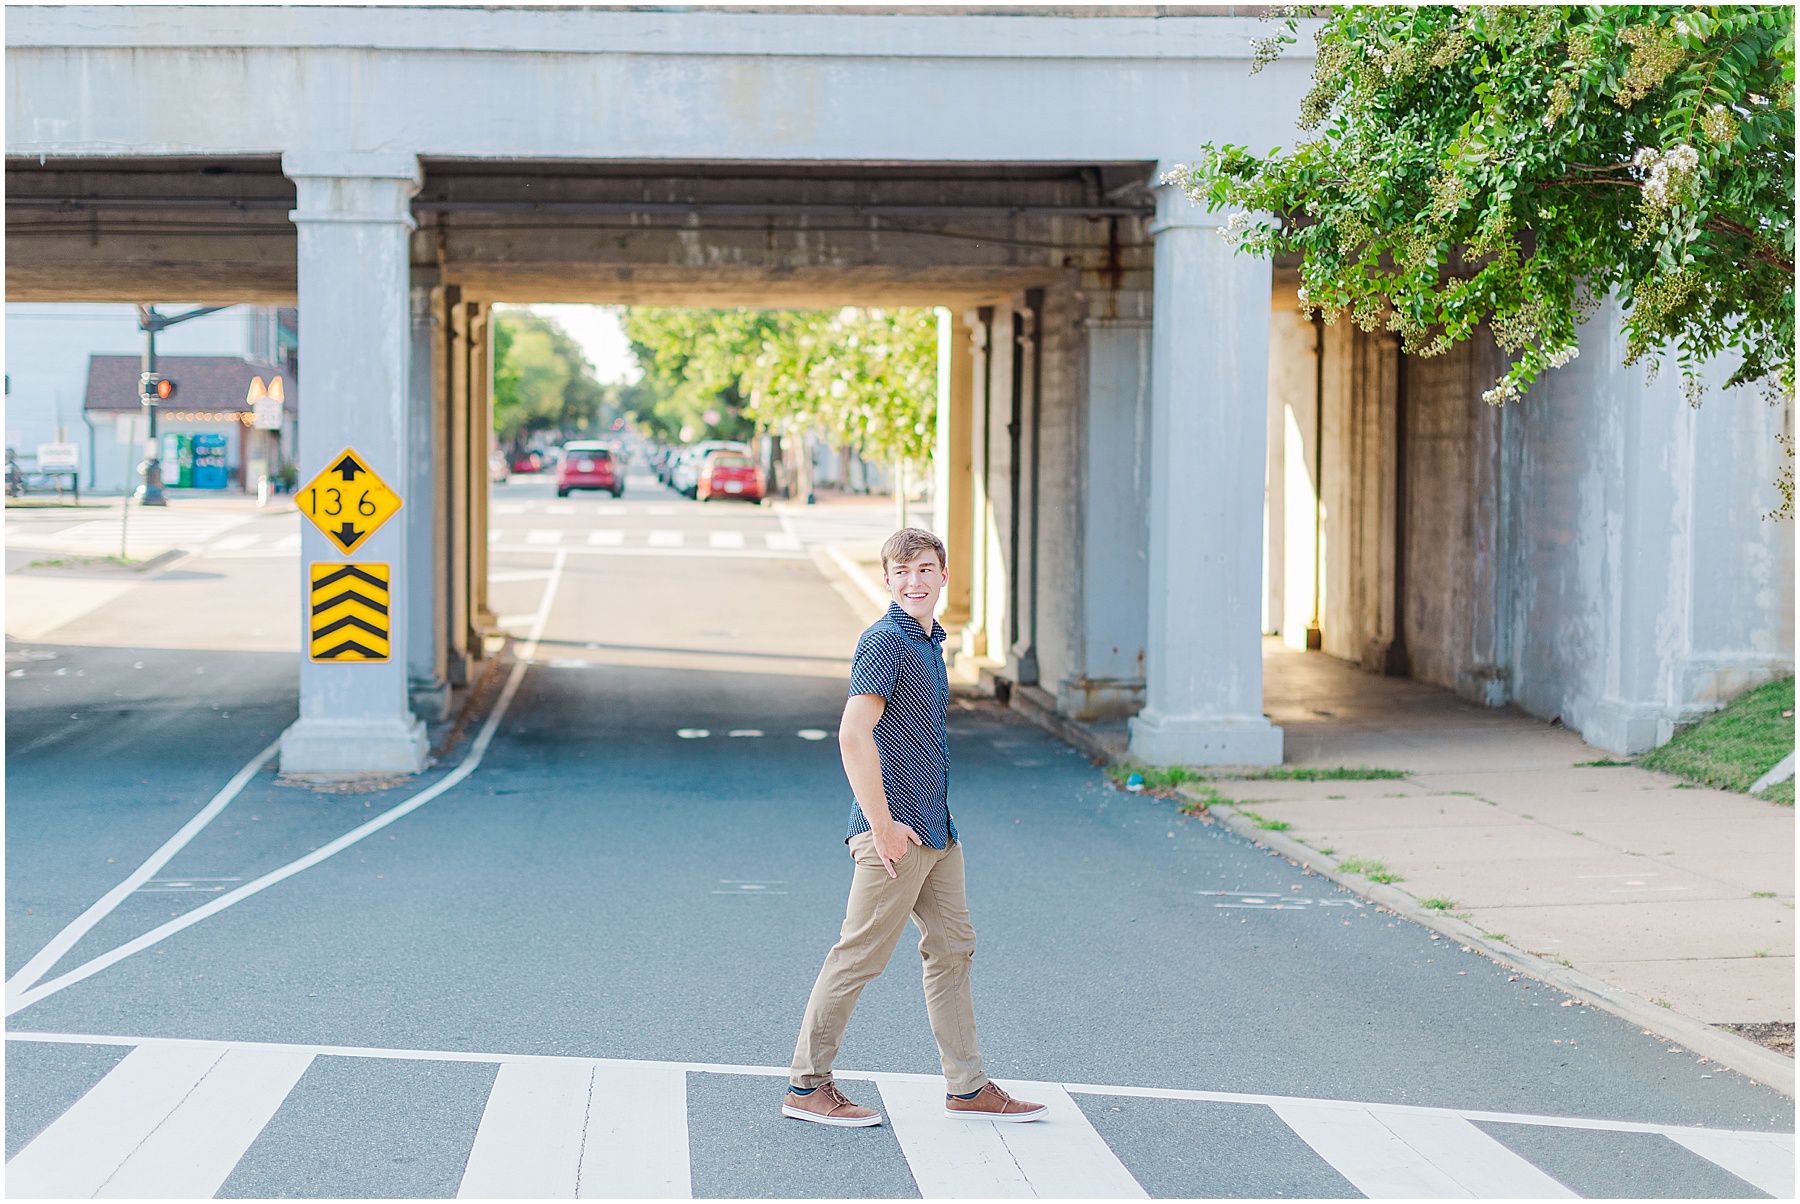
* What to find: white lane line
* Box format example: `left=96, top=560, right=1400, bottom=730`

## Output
left=5, top=552, right=568, bottom=1018
left=210, top=533, right=260, bottom=551
left=6, top=1031, right=1786, bottom=1149
left=764, top=531, right=802, bottom=550
left=526, top=529, right=564, bottom=545
left=489, top=569, right=555, bottom=584
left=1665, top=1129, right=1796, bottom=1198
left=5, top=739, right=280, bottom=1005
left=982, top=1080, right=1148, bottom=1198
left=587, top=529, right=624, bottom=546
left=648, top=530, right=684, bottom=547
left=545, top=505, right=576, bottom=515
left=708, top=531, right=744, bottom=549
left=491, top=544, right=806, bottom=561
left=875, top=1075, right=1033, bottom=1198
left=460, top=1061, right=592, bottom=1198
left=6, top=1043, right=312, bottom=1198
left=583, top=1062, right=691, bottom=1198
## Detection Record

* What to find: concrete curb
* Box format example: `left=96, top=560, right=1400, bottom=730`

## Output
left=1179, top=786, right=1796, bottom=1098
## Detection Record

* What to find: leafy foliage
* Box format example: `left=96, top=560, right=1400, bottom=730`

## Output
left=1176, top=6, right=1794, bottom=508
left=492, top=310, right=612, bottom=447
left=623, top=307, right=939, bottom=463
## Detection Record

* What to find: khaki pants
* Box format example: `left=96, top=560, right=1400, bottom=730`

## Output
left=790, top=832, right=987, bottom=1095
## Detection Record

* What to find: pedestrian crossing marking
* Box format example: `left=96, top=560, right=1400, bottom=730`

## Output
left=6, top=1043, right=313, bottom=1199
left=527, top=529, right=563, bottom=545
left=709, top=531, right=745, bottom=549
left=8, top=1032, right=1789, bottom=1201
left=308, top=562, right=391, bottom=662
left=649, top=530, right=684, bottom=547
left=1272, top=1101, right=1576, bottom=1199
left=588, top=529, right=624, bottom=546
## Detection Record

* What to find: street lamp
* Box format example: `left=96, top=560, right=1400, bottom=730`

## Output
left=134, top=303, right=229, bottom=506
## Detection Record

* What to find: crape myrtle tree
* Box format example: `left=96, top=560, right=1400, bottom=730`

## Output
left=624, top=306, right=939, bottom=469
left=1172, top=5, right=1795, bottom=514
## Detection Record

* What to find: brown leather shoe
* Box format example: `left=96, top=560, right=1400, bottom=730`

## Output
left=944, top=1081, right=1048, bottom=1122
left=782, top=1081, right=883, bottom=1127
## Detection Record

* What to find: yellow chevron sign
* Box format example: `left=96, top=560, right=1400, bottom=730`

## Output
left=309, top=562, right=391, bottom=662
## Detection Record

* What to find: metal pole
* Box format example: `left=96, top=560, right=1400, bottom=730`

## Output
left=138, top=306, right=167, bottom=506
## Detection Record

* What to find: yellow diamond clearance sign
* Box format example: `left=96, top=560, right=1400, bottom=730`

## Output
left=297, top=448, right=403, bottom=555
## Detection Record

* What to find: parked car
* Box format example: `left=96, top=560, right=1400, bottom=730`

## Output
left=697, top=450, right=765, bottom=502
left=556, top=441, right=623, bottom=497
left=670, top=441, right=751, bottom=497
left=509, top=450, right=545, bottom=474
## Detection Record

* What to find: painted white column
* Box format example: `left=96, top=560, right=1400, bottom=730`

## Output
left=279, top=151, right=429, bottom=775
left=1129, top=177, right=1283, bottom=767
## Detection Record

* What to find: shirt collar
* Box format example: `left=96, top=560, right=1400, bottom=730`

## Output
left=887, top=600, right=946, bottom=645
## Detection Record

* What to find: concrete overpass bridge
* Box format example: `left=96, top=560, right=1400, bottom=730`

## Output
left=9, top=6, right=1790, bottom=773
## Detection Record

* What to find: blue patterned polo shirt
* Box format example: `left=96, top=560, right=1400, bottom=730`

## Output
left=845, top=602, right=955, bottom=849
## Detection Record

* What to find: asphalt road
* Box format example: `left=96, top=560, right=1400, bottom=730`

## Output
left=6, top=469, right=1792, bottom=1198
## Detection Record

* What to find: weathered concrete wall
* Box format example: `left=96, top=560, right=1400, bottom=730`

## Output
left=1399, top=332, right=1510, bottom=705
left=1508, top=302, right=1794, bottom=751
left=1318, top=320, right=1399, bottom=671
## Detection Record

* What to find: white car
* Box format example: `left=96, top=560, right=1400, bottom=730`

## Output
left=671, top=441, right=750, bottom=497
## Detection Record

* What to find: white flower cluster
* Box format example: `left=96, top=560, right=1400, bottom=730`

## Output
left=1218, top=211, right=1252, bottom=244
left=1481, top=378, right=1523, bottom=406
left=1632, top=143, right=1700, bottom=211
left=1545, top=344, right=1580, bottom=369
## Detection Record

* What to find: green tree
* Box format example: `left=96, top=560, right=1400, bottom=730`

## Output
left=1176, top=5, right=1794, bottom=509
left=622, top=306, right=939, bottom=465
left=492, top=309, right=610, bottom=446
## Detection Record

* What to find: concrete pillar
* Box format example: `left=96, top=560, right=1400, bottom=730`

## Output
left=1058, top=310, right=1151, bottom=719
left=961, top=308, right=994, bottom=664
left=468, top=303, right=496, bottom=637
left=1128, top=179, right=1283, bottom=767
left=279, top=151, right=428, bottom=775
left=406, top=283, right=449, bottom=721
left=933, top=307, right=974, bottom=635
left=1269, top=297, right=1321, bottom=650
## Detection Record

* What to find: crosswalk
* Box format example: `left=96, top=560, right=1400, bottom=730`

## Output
left=490, top=529, right=805, bottom=557
left=6, top=513, right=256, bottom=556
left=8, top=1032, right=1791, bottom=1200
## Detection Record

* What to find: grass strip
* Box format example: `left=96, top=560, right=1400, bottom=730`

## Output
left=1639, top=677, right=1794, bottom=804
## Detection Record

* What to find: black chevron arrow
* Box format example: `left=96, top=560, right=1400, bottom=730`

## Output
left=331, top=454, right=366, bottom=481
left=312, top=565, right=387, bottom=591
left=329, top=521, right=363, bottom=549
left=313, top=614, right=388, bottom=640
left=312, top=589, right=389, bottom=617
left=314, top=639, right=385, bottom=660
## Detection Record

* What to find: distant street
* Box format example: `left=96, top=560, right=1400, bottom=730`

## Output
left=6, top=468, right=1792, bottom=1198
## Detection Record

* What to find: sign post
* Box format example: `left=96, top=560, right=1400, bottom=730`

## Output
left=296, top=447, right=405, bottom=665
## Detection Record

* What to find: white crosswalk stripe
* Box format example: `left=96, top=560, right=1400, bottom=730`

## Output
left=588, top=529, right=624, bottom=546
left=708, top=531, right=745, bottom=549
left=1272, top=1101, right=1576, bottom=1199
left=7, top=1033, right=1787, bottom=1200
left=526, top=529, right=565, bottom=545
left=7, top=1043, right=313, bottom=1199
left=7, top=514, right=253, bottom=554
left=648, top=530, right=684, bottom=547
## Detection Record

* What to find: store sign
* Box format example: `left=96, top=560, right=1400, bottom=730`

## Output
left=248, top=376, right=285, bottom=430
left=36, top=442, right=79, bottom=471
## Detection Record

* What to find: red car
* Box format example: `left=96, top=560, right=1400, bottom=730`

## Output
left=556, top=442, right=623, bottom=497
left=697, top=450, right=764, bottom=502
left=508, top=450, right=544, bottom=474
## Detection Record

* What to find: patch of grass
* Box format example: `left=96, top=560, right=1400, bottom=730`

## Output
left=1483, top=932, right=1509, bottom=943
left=1639, top=676, right=1794, bottom=799
left=1105, top=760, right=1205, bottom=795
left=1754, top=949, right=1771, bottom=958
left=29, top=553, right=140, bottom=569
left=1317, top=846, right=1337, bottom=856
left=1238, top=809, right=1291, bottom=832
left=1229, top=766, right=1407, bottom=781
left=1337, top=856, right=1403, bottom=884
left=1753, top=891, right=1778, bottom=898
left=1177, top=782, right=1225, bottom=816
left=1574, top=758, right=1632, bottom=767
left=1422, top=897, right=1457, bottom=910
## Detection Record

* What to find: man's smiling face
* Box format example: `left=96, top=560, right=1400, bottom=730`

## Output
left=885, top=551, right=945, bottom=628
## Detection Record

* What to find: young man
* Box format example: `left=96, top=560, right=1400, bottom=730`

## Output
left=784, top=527, right=1047, bottom=1127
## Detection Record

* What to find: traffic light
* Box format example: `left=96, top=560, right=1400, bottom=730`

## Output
left=139, top=373, right=177, bottom=403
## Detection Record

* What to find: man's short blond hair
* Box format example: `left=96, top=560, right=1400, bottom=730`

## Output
left=881, top=527, right=947, bottom=573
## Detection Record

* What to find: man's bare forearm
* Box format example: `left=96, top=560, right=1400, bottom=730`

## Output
left=841, top=728, right=894, bottom=829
